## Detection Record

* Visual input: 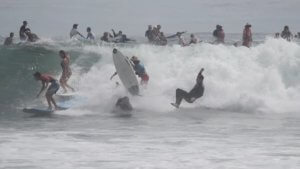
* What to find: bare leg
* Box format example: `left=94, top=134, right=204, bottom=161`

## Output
left=60, top=78, right=68, bottom=93
left=49, top=95, right=58, bottom=109
left=46, top=95, right=52, bottom=109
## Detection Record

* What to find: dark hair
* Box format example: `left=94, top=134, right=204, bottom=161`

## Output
left=73, top=24, right=78, bottom=28
left=33, top=72, right=41, bottom=77
left=23, top=21, right=27, bottom=25
left=87, top=27, right=91, bottom=31
left=10, top=32, right=14, bottom=36
left=59, top=50, right=67, bottom=57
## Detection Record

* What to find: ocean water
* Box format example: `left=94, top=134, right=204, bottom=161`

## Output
left=1, top=0, right=300, bottom=169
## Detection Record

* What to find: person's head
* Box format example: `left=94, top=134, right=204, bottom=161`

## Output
left=23, top=21, right=27, bottom=26
left=118, top=31, right=122, bottom=35
left=245, top=23, right=251, bottom=29
left=73, top=24, right=78, bottom=29
left=87, top=27, right=91, bottom=32
left=59, top=50, right=67, bottom=58
left=131, top=56, right=140, bottom=64
left=157, top=25, right=161, bottom=30
left=9, top=32, right=14, bottom=38
left=33, top=72, right=41, bottom=80
left=216, top=25, right=222, bottom=29
left=176, top=32, right=181, bottom=37
left=191, top=34, right=195, bottom=38
left=148, top=25, right=152, bottom=30
left=284, top=25, right=289, bottom=31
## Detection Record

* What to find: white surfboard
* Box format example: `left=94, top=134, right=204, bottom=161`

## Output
left=112, top=48, right=139, bottom=95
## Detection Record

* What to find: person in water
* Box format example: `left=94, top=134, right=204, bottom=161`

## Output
left=189, top=34, right=198, bottom=45
left=171, top=68, right=204, bottom=108
left=100, top=32, right=113, bottom=42
left=24, top=28, right=39, bottom=42
left=115, top=96, right=133, bottom=111
left=86, top=27, right=95, bottom=40
left=111, top=56, right=149, bottom=85
left=70, top=24, right=84, bottom=39
left=242, top=23, right=252, bottom=47
left=111, top=29, right=123, bottom=38
left=145, top=25, right=154, bottom=42
left=19, top=21, right=28, bottom=41
left=4, top=32, right=14, bottom=46
left=59, top=50, right=75, bottom=93
left=213, top=25, right=225, bottom=44
left=34, top=72, right=60, bottom=110
left=281, top=25, right=293, bottom=41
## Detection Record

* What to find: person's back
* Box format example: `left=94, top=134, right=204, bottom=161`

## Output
left=4, top=33, right=14, bottom=46
left=281, top=26, right=292, bottom=41
left=242, top=24, right=252, bottom=47
left=19, top=21, right=28, bottom=41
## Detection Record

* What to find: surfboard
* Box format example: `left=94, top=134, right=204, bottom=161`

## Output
left=112, top=48, right=139, bottom=95
left=22, top=106, right=68, bottom=115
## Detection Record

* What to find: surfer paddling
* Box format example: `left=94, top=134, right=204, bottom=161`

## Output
left=34, top=72, right=60, bottom=110
left=59, top=50, right=75, bottom=93
left=171, top=68, right=204, bottom=108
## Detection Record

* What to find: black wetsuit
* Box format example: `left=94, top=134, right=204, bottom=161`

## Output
left=175, top=73, right=204, bottom=106
left=19, top=25, right=27, bottom=40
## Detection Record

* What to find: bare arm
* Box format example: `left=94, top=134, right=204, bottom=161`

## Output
left=37, top=81, right=48, bottom=97
left=110, top=72, right=118, bottom=80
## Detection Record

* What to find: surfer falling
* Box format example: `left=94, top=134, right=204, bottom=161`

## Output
left=171, top=68, right=204, bottom=108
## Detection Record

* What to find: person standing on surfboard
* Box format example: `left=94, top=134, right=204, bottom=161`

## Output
left=59, top=50, right=75, bottom=93
left=171, top=68, right=204, bottom=108
left=110, top=56, right=149, bottom=86
left=34, top=72, right=60, bottom=110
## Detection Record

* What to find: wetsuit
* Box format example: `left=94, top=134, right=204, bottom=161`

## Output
left=175, top=72, right=204, bottom=106
left=281, top=30, right=292, bottom=41
left=19, top=25, right=27, bottom=41
left=40, top=74, right=60, bottom=96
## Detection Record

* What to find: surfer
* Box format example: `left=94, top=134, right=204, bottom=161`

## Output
left=59, top=50, right=75, bottom=93
left=100, top=32, right=113, bottom=42
left=130, top=56, right=149, bottom=85
left=115, top=96, right=133, bottom=111
left=86, top=27, right=95, bottom=40
left=24, top=29, right=39, bottom=42
left=110, top=56, right=149, bottom=85
left=281, top=25, right=293, bottom=41
left=111, top=29, right=122, bottom=38
left=19, top=21, right=28, bottom=41
left=213, top=25, right=225, bottom=44
left=171, top=68, right=204, bottom=108
left=189, top=34, right=198, bottom=44
left=34, top=72, right=60, bottom=110
left=3, top=32, right=14, bottom=46
left=242, top=23, right=252, bottom=47
left=70, top=24, right=85, bottom=39
left=145, top=25, right=154, bottom=42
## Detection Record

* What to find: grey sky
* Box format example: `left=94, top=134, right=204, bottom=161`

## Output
left=0, top=0, right=299, bottom=37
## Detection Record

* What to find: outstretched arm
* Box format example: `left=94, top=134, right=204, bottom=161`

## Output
left=110, top=72, right=118, bottom=80
left=111, top=29, right=117, bottom=37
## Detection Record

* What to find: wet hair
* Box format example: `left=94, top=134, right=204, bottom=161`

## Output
left=33, top=72, right=41, bottom=77
left=10, top=32, right=14, bottom=37
left=73, top=24, right=78, bottom=28
left=284, top=25, right=289, bottom=30
left=87, top=27, right=91, bottom=32
left=59, top=50, right=67, bottom=58
left=23, top=21, right=27, bottom=25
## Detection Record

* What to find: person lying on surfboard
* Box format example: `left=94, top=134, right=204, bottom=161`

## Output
left=171, top=68, right=204, bottom=108
left=34, top=72, right=60, bottom=110
left=110, top=56, right=149, bottom=86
